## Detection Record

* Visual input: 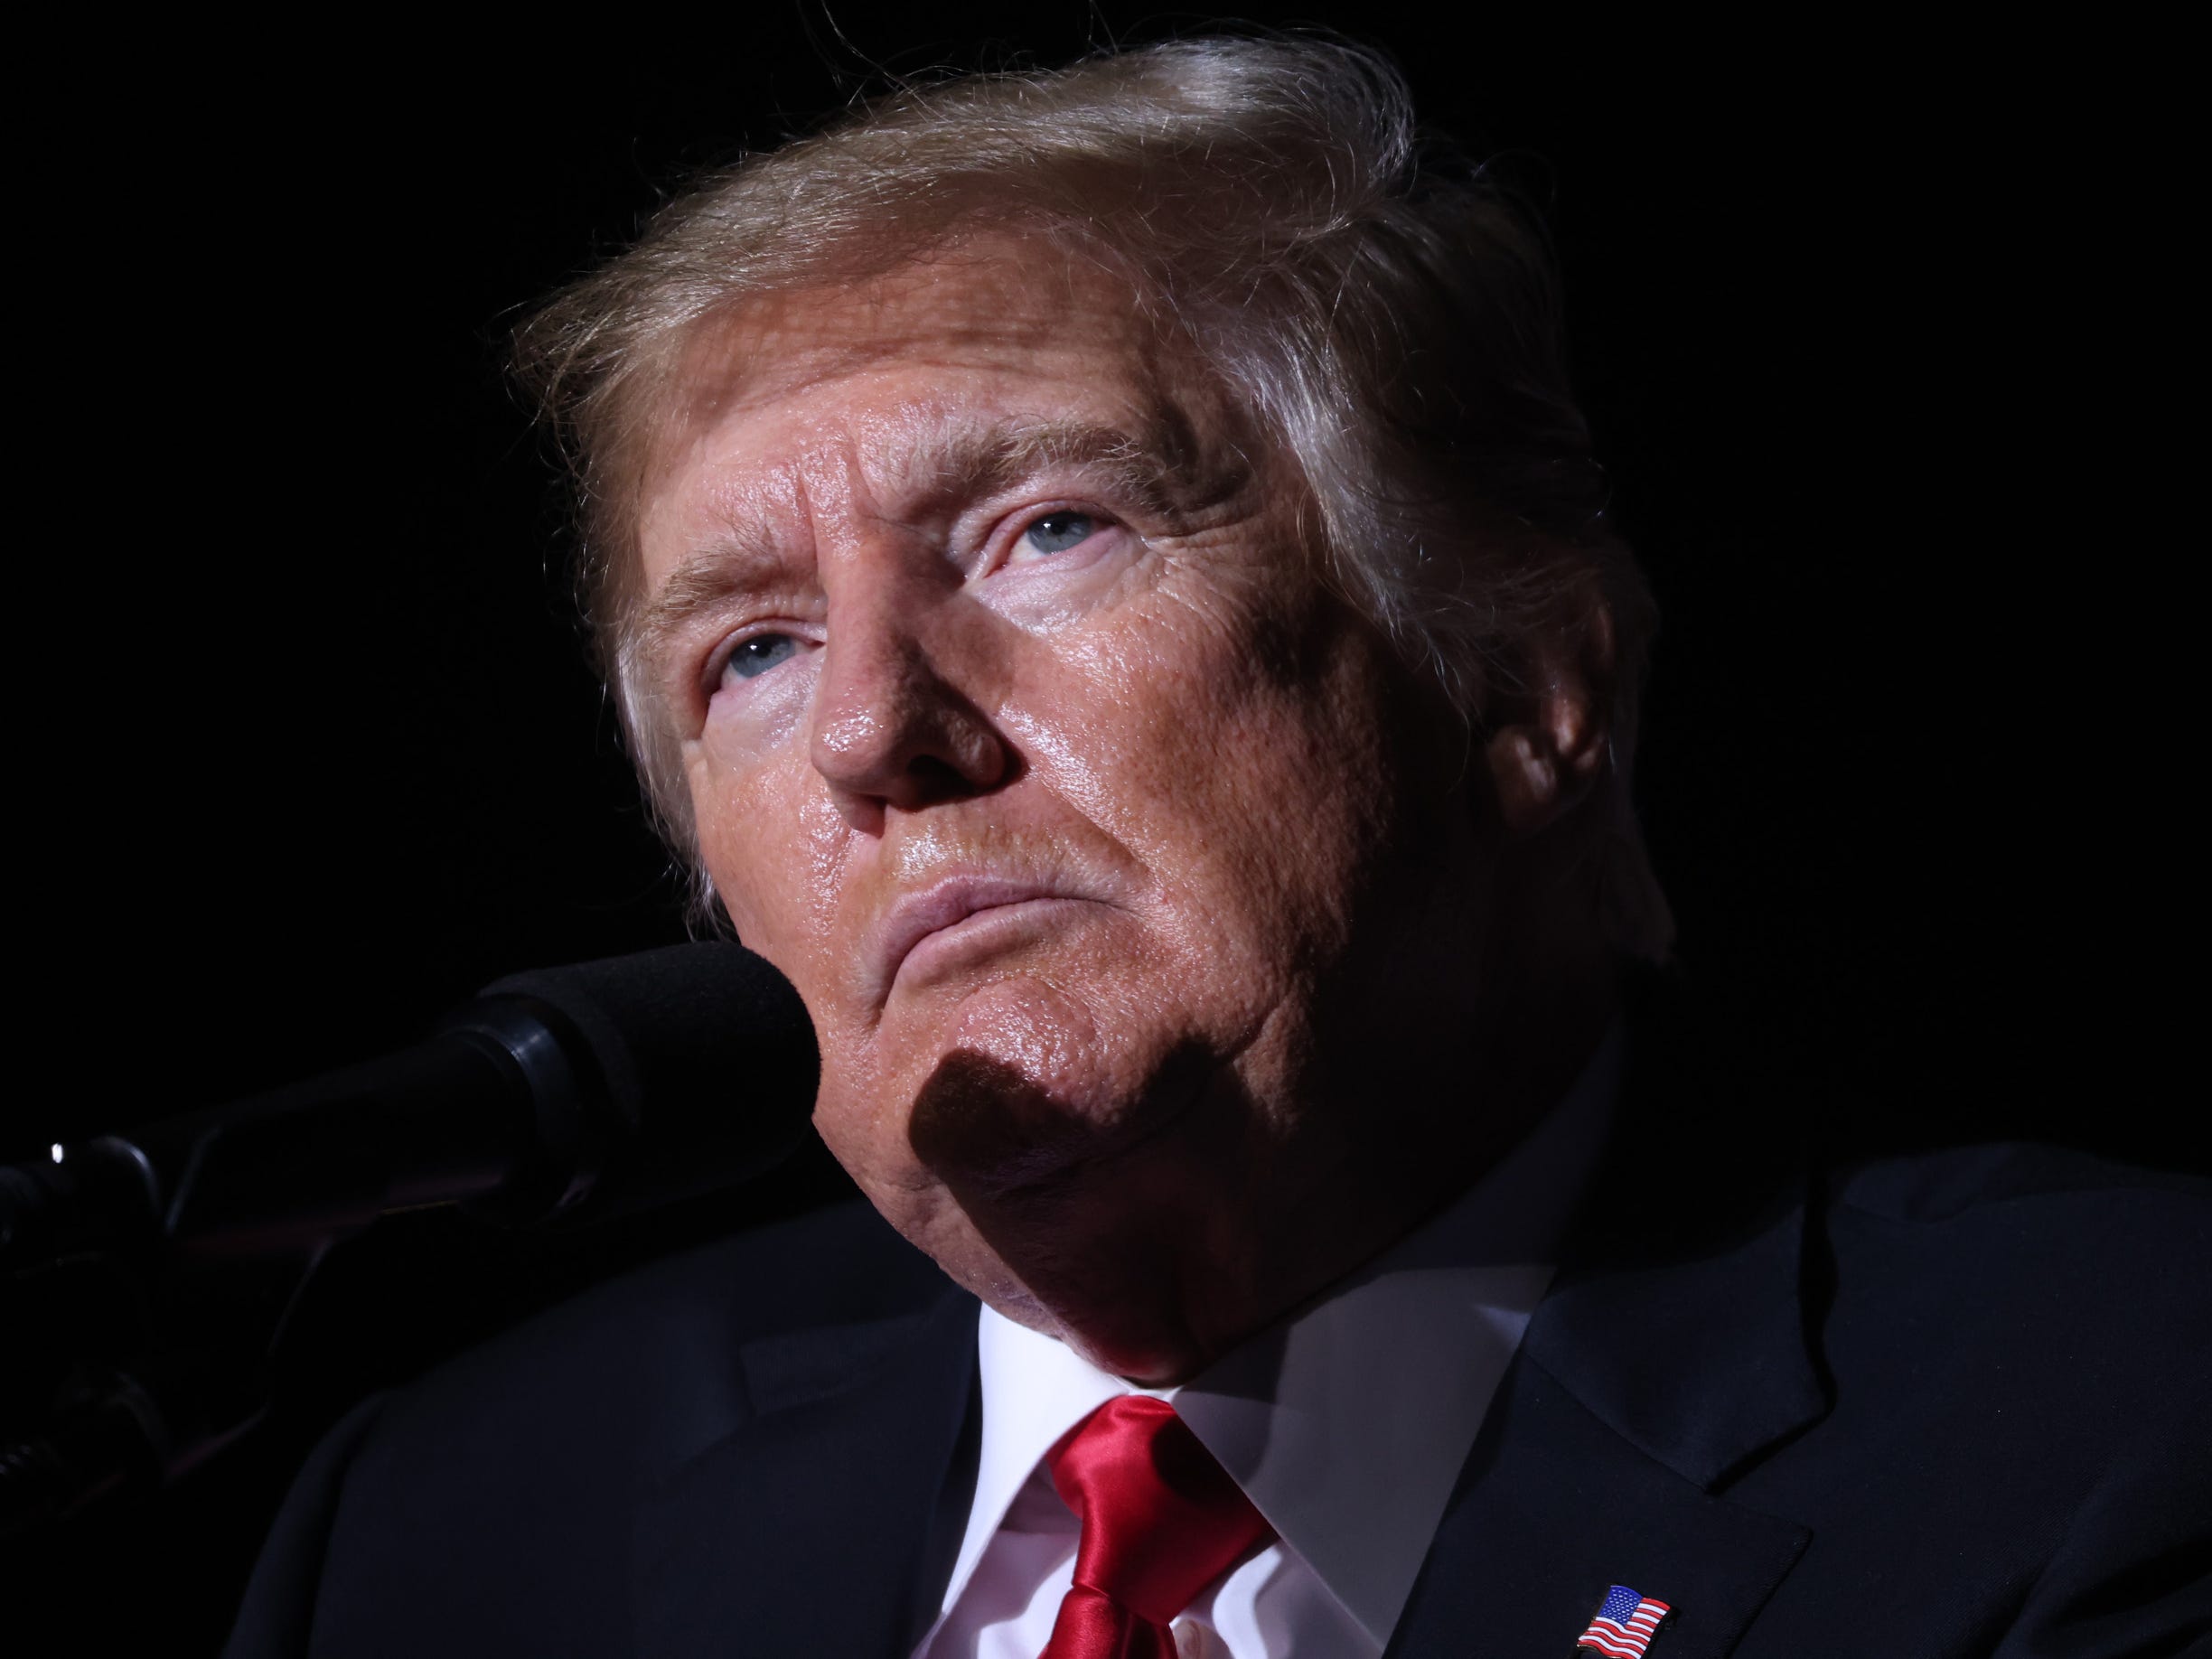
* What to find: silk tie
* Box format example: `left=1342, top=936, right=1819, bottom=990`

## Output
left=1038, top=1395, right=1276, bottom=1659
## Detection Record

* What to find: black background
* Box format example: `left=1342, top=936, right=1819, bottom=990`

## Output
left=6, top=7, right=2193, bottom=1651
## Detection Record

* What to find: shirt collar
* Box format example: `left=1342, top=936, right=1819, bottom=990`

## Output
left=943, top=1023, right=1623, bottom=1644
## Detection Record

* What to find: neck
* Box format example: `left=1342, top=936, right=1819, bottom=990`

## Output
left=998, top=933, right=1617, bottom=1385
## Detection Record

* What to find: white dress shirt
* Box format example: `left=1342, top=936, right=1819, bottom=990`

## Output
left=914, top=1027, right=1622, bottom=1659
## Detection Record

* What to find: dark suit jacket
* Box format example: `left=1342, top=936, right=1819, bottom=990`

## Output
left=223, top=1008, right=2212, bottom=1658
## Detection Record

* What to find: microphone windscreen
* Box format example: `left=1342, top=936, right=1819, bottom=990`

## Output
left=482, top=943, right=819, bottom=1218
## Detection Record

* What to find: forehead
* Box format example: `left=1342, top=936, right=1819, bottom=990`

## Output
left=637, top=239, right=1204, bottom=575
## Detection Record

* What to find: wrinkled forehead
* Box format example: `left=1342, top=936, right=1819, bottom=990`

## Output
left=632, top=237, right=1246, bottom=574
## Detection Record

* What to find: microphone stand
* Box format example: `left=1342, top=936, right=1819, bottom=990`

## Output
left=1, top=1239, right=324, bottom=1540
left=0, top=1000, right=585, bottom=1542
left=0, top=942, right=818, bottom=1542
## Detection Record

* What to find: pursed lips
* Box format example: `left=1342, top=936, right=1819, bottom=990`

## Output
left=868, top=875, right=1098, bottom=1004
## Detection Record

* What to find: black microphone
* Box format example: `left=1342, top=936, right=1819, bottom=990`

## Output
left=0, top=943, right=819, bottom=1272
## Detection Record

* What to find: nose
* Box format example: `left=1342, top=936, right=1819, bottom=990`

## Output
left=808, top=588, right=1011, bottom=831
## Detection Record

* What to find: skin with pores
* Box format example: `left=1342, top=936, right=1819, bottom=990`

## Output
left=633, top=237, right=1617, bottom=1384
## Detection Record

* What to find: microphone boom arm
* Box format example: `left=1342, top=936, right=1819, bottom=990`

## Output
left=0, top=943, right=818, bottom=1539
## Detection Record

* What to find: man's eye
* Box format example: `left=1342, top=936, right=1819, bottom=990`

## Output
left=1017, top=511, right=1097, bottom=558
left=724, top=633, right=800, bottom=681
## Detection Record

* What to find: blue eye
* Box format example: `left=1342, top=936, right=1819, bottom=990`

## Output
left=1018, top=511, right=1096, bottom=557
left=726, top=633, right=799, bottom=681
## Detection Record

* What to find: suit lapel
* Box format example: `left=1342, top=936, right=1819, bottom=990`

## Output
left=1389, top=975, right=1830, bottom=1658
left=1383, top=1354, right=1810, bottom=1659
left=631, top=1289, right=980, bottom=1659
left=1521, top=1189, right=1829, bottom=1491
left=1384, top=1197, right=1823, bottom=1659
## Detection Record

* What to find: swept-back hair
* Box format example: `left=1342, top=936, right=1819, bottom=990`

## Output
left=514, top=35, right=1673, bottom=958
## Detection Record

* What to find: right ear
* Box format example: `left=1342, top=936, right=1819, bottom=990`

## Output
left=1481, top=599, right=1617, bottom=840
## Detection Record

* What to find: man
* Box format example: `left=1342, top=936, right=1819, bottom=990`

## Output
left=225, top=39, right=2209, bottom=1658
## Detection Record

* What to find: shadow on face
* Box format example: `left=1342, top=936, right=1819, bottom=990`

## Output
left=908, top=1041, right=1276, bottom=1381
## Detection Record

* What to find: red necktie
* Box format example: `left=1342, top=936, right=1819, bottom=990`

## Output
left=1038, top=1395, right=1276, bottom=1659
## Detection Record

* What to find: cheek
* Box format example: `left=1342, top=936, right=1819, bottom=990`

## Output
left=1039, top=574, right=1394, bottom=958
left=1012, top=571, right=1269, bottom=792
left=689, top=745, right=845, bottom=975
left=700, top=651, right=820, bottom=770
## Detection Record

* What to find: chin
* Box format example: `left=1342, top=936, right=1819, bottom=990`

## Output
left=893, top=1186, right=1205, bottom=1384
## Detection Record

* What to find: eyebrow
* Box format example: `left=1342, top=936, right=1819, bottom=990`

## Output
left=630, top=413, right=1215, bottom=680
left=921, top=416, right=1186, bottom=519
left=633, top=533, right=792, bottom=688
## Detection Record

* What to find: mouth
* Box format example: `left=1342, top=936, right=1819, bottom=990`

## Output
left=870, top=876, right=1101, bottom=1004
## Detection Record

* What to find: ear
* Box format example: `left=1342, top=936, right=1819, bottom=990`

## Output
left=1482, top=598, right=1617, bottom=839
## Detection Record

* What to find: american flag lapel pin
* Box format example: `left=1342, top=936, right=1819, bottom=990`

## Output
left=1574, top=1583, right=1673, bottom=1657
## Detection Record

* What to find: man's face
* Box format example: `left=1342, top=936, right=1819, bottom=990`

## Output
left=635, top=238, right=1487, bottom=1376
